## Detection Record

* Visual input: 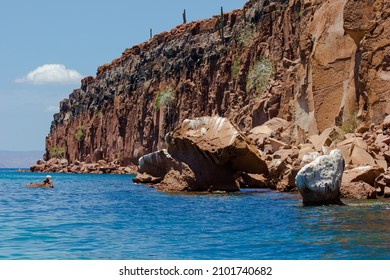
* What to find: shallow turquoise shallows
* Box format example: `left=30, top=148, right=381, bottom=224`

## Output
left=0, top=168, right=389, bottom=260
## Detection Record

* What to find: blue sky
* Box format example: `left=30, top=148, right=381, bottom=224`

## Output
left=0, top=0, right=247, bottom=151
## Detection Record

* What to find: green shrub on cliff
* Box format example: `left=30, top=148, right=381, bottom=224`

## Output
left=231, top=57, right=241, bottom=81
left=246, top=57, right=273, bottom=96
left=154, top=88, right=175, bottom=110
left=49, top=146, right=65, bottom=158
left=75, top=127, right=85, bottom=141
left=236, top=23, right=255, bottom=47
left=341, top=113, right=358, bottom=134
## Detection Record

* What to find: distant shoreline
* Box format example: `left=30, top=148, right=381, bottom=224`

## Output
left=0, top=150, right=44, bottom=168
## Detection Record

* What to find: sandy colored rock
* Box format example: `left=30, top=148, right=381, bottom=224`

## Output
left=297, top=144, right=317, bottom=162
left=238, top=173, right=268, bottom=189
left=333, top=140, right=352, bottom=155
left=69, top=165, right=80, bottom=173
left=340, top=182, right=377, bottom=199
left=59, top=158, right=69, bottom=167
left=342, top=165, right=384, bottom=186
left=308, top=127, right=343, bottom=152
left=249, top=125, right=274, bottom=139
left=374, top=172, right=390, bottom=196
left=349, top=145, right=376, bottom=167
left=273, top=148, right=299, bottom=162
left=375, top=159, right=388, bottom=170
left=276, top=167, right=299, bottom=193
left=269, top=138, right=286, bottom=152
left=355, top=125, right=369, bottom=134
left=167, top=116, right=268, bottom=191
left=30, top=164, right=46, bottom=172
left=383, top=115, right=390, bottom=132
left=133, top=173, right=162, bottom=184
left=136, top=117, right=267, bottom=192
left=168, top=117, right=268, bottom=174
left=376, top=134, right=390, bottom=146
left=86, top=163, right=99, bottom=171
left=252, top=118, right=290, bottom=136
left=46, top=158, right=59, bottom=165
left=266, top=159, right=286, bottom=189
left=156, top=166, right=196, bottom=192
left=384, top=187, right=390, bottom=198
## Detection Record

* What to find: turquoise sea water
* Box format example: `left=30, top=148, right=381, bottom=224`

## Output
left=0, top=168, right=389, bottom=260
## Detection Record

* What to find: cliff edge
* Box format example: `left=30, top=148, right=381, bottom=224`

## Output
left=44, top=0, right=389, bottom=170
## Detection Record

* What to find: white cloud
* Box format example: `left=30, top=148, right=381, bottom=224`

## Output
left=15, top=64, right=84, bottom=85
left=46, top=105, right=59, bottom=113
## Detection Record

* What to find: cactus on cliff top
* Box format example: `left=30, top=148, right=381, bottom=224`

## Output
left=219, top=6, right=225, bottom=43
left=183, top=9, right=187, bottom=24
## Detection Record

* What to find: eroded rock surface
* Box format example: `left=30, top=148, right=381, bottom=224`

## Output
left=134, top=116, right=268, bottom=192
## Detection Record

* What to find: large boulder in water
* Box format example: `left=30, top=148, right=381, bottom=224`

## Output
left=295, top=149, right=345, bottom=206
left=166, top=116, right=268, bottom=191
left=134, top=149, right=195, bottom=189
left=134, top=116, right=269, bottom=192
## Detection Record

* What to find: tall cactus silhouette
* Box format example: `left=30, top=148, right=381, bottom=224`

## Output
left=183, top=9, right=187, bottom=24
left=219, top=6, right=225, bottom=43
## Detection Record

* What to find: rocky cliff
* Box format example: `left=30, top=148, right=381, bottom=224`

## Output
left=45, top=0, right=389, bottom=167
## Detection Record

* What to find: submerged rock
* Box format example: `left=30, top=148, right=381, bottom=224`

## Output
left=27, top=175, right=54, bottom=188
left=295, top=149, right=345, bottom=206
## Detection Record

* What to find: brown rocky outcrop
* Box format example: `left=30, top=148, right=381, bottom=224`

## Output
left=168, top=117, right=268, bottom=175
left=342, top=165, right=384, bottom=187
left=340, top=182, right=377, bottom=199
left=134, top=116, right=268, bottom=192
left=30, top=158, right=136, bottom=174
left=43, top=0, right=389, bottom=166
left=37, top=0, right=390, bottom=197
left=374, top=171, right=390, bottom=196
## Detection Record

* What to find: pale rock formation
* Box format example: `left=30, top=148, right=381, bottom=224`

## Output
left=296, top=149, right=345, bottom=206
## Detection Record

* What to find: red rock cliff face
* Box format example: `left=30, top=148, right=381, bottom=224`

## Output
left=45, top=0, right=390, bottom=165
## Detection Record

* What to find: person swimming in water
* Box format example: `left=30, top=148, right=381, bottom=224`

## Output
left=27, top=175, right=53, bottom=188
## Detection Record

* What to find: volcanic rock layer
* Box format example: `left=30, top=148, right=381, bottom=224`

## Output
left=44, top=0, right=389, bottom=187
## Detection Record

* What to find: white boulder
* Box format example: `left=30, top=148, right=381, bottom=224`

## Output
left=295, top=149, right=345, bottom=206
